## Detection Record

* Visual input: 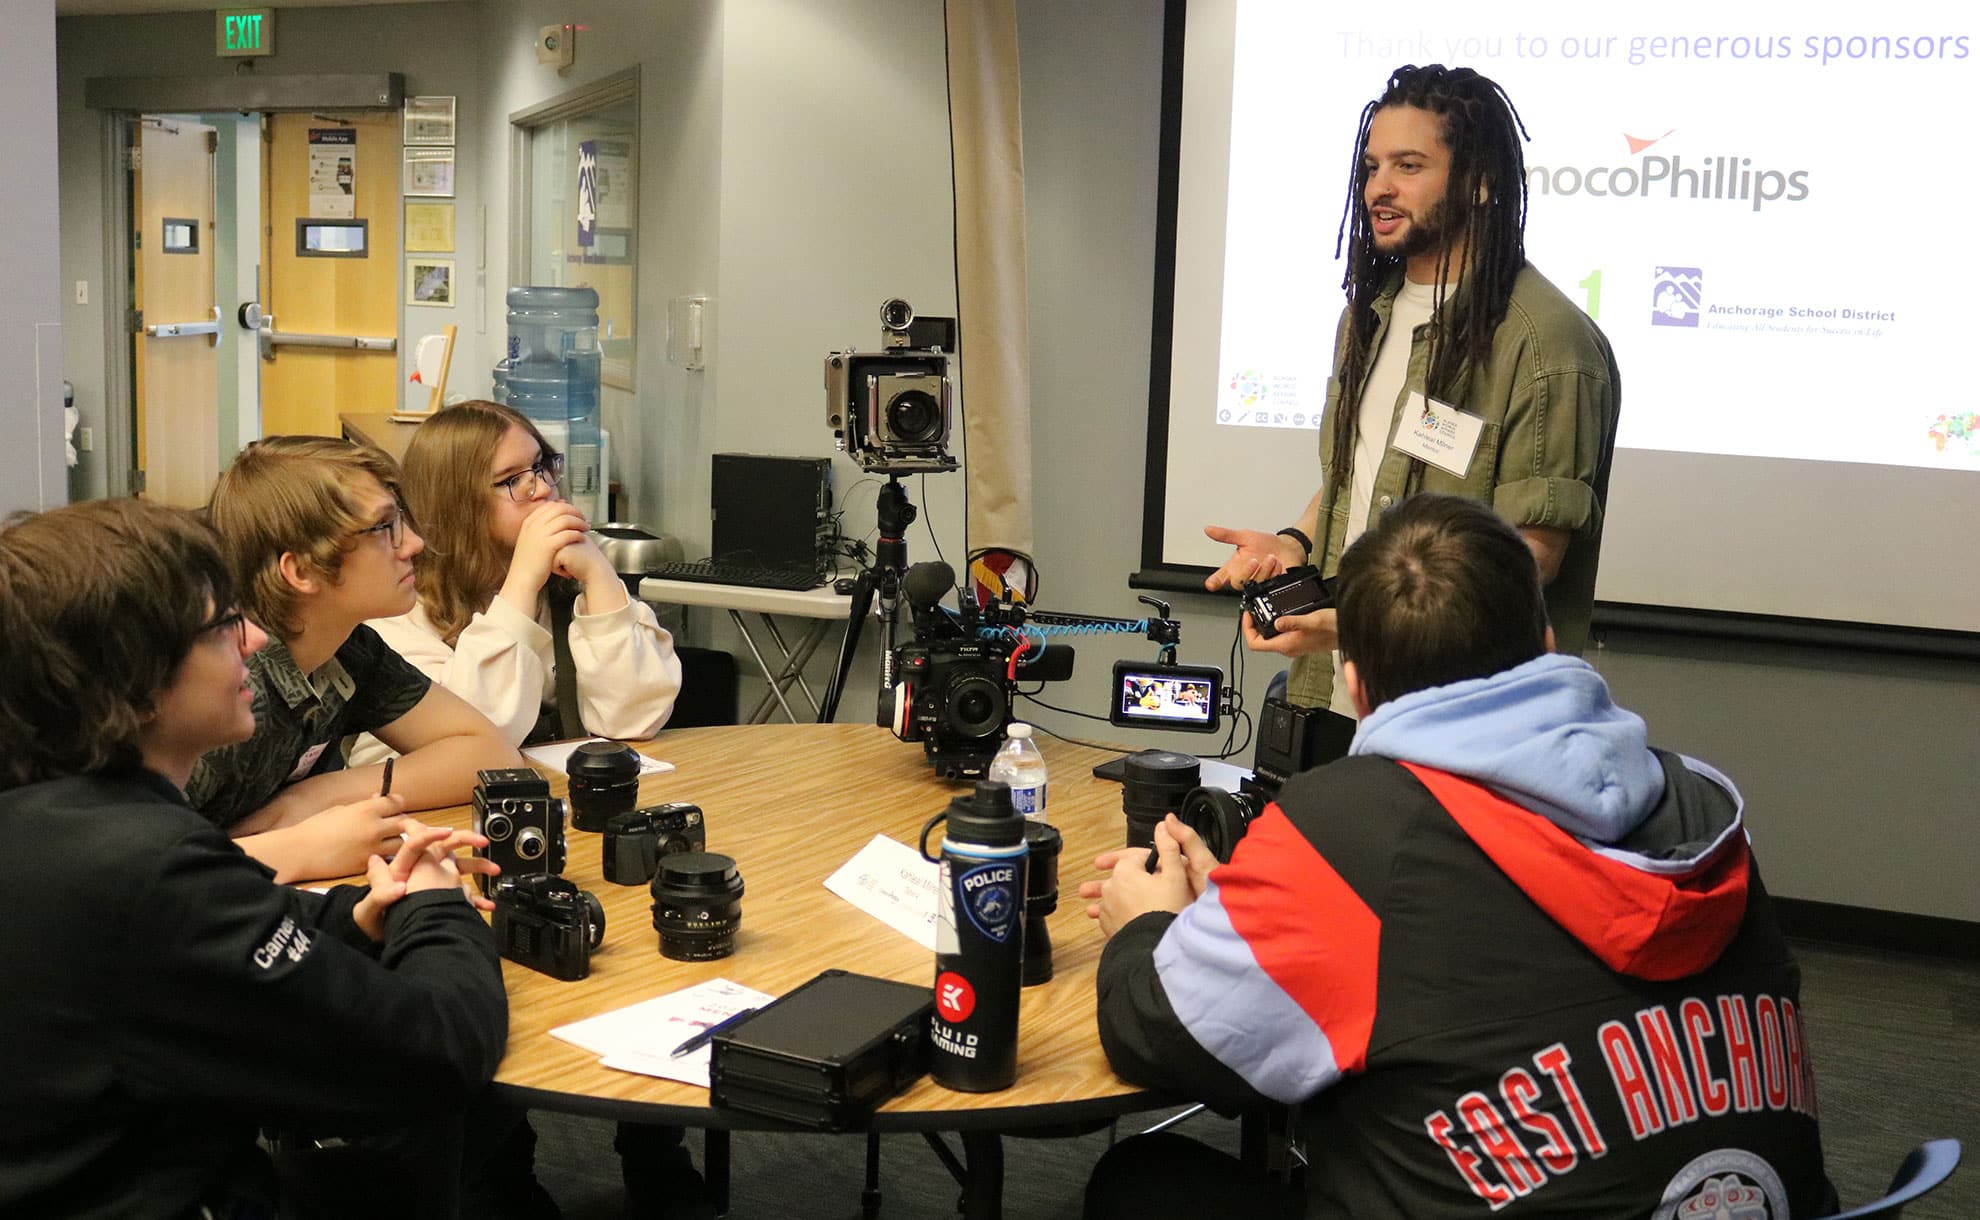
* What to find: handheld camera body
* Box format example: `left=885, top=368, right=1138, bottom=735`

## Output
left=490, top=873, right=606, bottom=981
left=1170, top=696, right=1357, bottom=865
left=1241, top=565, right=1337, bottom=640
left=601, top=802, right=708, bottom=886
left=824, top=299, right=958, bottom=475
left=470, top=768, right=567, bottom=898
left=890, top=634, right=1018, bottom=781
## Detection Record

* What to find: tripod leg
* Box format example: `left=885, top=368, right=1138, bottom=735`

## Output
left=818, top=569, right=875, bottom=723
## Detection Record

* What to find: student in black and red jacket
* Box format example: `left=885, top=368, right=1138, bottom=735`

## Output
left=1083, top=494, right=1834, bottom=1220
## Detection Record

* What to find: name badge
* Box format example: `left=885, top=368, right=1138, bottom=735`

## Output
left=1390, top=392, right=1484, bottom=478
left=285, top=742, right=329, bottom=783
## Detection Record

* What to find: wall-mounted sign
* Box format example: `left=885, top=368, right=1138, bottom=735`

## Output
left=215, top=8, right=273, bottom=57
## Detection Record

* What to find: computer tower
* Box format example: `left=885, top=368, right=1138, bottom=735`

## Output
left=709, top=453, right=832, bottom=576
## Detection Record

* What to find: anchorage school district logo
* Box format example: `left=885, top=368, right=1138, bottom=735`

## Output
left=959, top=861, right=1018, bottom=943
left=1653, top=1149, right=1789, bottom=1220
left=1653, top=266, right=1704, bottom=327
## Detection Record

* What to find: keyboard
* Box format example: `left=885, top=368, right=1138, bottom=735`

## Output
left=648, top=560, right=824, bottom=591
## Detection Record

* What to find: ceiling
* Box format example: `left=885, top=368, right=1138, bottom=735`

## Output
left=57, top=0, right=460, bottom=15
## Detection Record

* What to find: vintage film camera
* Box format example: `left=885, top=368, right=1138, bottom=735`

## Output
left=601, top=802, right=707, bottom=886
left=824, top=298, right=959, bottom=474
left=469, top=768, right=567, bottom=898
left=1171, top=697, right=1357, bottom=863
left=491, top=873, right=606, bottom=981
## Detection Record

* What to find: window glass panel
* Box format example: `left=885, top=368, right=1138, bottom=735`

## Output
left=522, top=98, right=637, bottom=389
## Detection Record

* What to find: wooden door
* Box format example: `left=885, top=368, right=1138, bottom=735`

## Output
left=260, top=111, right=401, bottom=436
left=133, top=118, right=221, bottom=508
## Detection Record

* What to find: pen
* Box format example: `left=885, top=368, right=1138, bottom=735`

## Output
left=379, top=757, right=395, bottom=798
left=668, top=1007, right=760, bottom=1059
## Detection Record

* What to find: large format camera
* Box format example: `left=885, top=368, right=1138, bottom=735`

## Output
left=470, top=768, right=567, bottom=897
left=491, top=873, right=606, bottom=981
left=824, top=298, right=958, bottom=474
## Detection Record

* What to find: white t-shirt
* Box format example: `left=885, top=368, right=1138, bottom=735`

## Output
left=1330, top=278, right=1438, bottom=719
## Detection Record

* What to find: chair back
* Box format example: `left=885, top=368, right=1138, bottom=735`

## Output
left=1826, top=1138, right=1961, bottom=1219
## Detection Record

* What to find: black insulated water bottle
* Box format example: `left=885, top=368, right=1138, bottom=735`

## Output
left=919, top=781, right=1028, bottom=1091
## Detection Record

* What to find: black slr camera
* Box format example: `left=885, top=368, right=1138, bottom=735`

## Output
left=470, top=768, right=567, bottom=897
left=1175, top=697, right=1357, bottom=863
left=824, top=299, right=958, bottom=474
left=602, top=803, right=707, bottom=886
left=890, top=635, right=1018, bottom=781
left=491, top=874, right=606, bottom=981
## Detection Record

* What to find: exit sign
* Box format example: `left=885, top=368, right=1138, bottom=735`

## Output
left=215, top=8, right=273, bottom=57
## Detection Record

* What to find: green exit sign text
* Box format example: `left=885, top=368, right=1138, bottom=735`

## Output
left=215, top=8, right=273, bottom=57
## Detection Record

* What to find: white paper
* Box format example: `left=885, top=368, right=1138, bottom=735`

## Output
left=523, top=738, right=673, bottom=776
left=824, top=833, right=941, bottom=951
left=550, top=977, right=773, bottom=1088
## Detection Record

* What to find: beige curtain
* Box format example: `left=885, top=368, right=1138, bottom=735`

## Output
left=946, top=0, right=1034, bottom=565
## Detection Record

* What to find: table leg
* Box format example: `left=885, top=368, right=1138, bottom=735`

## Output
left=959, top=1130, right=1004, bottom=1220
left=731, top=610, right=800, bottom=723
left=759, top=616, right=824, bottom=714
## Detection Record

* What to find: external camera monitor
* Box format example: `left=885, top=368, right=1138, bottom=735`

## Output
left=1110, top=660, right=1223, bottom=734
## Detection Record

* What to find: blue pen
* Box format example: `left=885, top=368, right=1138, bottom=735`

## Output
left=667, top=1007, right=760, bottom=1058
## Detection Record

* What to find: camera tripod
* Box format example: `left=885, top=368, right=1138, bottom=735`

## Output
left=818, top=476, right=920, bottom=725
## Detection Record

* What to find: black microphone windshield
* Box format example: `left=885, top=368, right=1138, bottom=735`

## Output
left=902, top=561, right=956, bottom=611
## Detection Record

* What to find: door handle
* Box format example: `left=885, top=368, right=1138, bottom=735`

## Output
left=145, top=306, right=224, bottom=343
left=258, top=317, right=397, bottom=362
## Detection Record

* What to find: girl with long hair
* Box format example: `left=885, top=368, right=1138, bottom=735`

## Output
left=356, top=400, right=680, bottom=762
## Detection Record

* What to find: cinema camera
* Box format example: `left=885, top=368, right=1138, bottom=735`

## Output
left=887, top=562, right=1225, bottom=781
left=824, top=298, right=958, bottom=475
left=469, top=768, right=567, bottom=898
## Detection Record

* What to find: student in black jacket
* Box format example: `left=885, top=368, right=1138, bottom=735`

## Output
left=0, top=499, right=508, bottom=1220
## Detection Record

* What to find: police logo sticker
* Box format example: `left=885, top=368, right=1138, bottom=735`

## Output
left=1653, top=1149, right=1789, bottom=1220
left=959, top=861, right=1018, bottom=943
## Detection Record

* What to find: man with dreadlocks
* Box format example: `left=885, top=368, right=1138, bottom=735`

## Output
left=1206, top=64, right=1620, bottom=741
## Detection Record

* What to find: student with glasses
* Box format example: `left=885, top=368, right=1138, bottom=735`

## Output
left=0, top=498, right=507, bottom=1220
left=185, top=436, right=523, bottom=884
left=351, top=400, right=680, bottom=768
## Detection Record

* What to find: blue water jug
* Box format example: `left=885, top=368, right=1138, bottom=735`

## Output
left=506, top=286, right=603, bottom=517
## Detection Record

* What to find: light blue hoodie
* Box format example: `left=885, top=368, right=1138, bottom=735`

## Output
left=1349, top=653, right=1667, bottom=845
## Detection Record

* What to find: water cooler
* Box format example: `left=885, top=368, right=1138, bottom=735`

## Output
left=505, top=286, right=606, bottom=520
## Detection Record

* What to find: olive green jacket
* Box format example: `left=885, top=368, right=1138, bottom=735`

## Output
left=1286, top=264, right=1621, bottom=709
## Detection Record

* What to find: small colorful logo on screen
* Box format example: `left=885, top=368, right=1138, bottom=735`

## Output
left=1927, top=411, right=1980, bottom=456
left=1225, top=368, right=1268, bottom=407
left=1652, top=266, right=1703, bottom=327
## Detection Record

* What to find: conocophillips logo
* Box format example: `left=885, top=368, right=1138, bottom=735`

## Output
left=1527, top=131, right=1810, bottom=212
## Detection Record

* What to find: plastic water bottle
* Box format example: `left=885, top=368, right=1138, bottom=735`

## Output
left=986, top=723, right=1048, bottom=821
left=919, top=782, right=1027, bottom=1091
left=506, top=286, right=602, bottom=519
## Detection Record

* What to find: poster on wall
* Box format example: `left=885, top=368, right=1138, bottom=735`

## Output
left=407, top=258, right=454, bottom=307
left=307, top=128, right=356, bottom=219
left=574, top=137, right=632, bottom=261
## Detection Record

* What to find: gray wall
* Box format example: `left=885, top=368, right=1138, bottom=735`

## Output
left=56, top=2, right=483, bottom=500
left=1, top=0, right=64, bottom=517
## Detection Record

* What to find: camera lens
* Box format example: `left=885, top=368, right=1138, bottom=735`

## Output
left=652, top=852, right=746, bottom=961
left=567, top=741, right=643, bottom=832
left=879, top=297, right=915, bottom=331
left=515, top=826, right=547, bottom=861
left=483, top=812, right=514, bottom=843
left=1022, top=822, right=1062, bottom=987
left=1119, top=749, right=1202, bottom=850
left=943, top=673, right=1007, bottom=739
left=1176, top=785, right=1266, bottom=864
left=885, top=389, right=943, bottom=443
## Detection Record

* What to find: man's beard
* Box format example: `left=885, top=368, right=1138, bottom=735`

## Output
left=1373, top=198, right=1450, bottom=261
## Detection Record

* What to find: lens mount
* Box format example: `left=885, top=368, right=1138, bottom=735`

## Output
left=942, top=672, right=1008, bottom=740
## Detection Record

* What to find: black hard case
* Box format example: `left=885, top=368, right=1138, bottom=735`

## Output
left=708, top=970, right=933, bottom=1131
